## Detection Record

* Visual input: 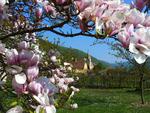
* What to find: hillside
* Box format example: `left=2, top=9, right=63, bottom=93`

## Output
left=39, top=38, right=112, bottom=67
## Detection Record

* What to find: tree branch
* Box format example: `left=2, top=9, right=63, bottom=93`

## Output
left=0, top=20, right=68, bottom=40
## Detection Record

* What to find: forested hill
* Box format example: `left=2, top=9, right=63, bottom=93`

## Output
left=39, top=38, right=113, bottom=67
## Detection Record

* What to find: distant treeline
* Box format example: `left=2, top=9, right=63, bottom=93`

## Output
left=74, top=73, right=150, bottom=89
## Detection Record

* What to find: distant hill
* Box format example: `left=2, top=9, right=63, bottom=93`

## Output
left=38, top=38, right=113, bottom=68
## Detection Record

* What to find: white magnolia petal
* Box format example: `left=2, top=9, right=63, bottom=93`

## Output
left=50, top=56, right=57, bottom=63
left=133, top=53, right=147, bottom=64
left=33, top=95, right=43, bottom=105
left=6, top=106, right=23, bottom=113
left=135, top=44, right=150, bottom=56
left=15, top=73, right=27, bottom=84
left=143, top=49, right=150, bottom=56
left=129, top=43, right=139, bottom=54
left=96, top=17, right=103, bottom=35
left=45, top=105, right=56, bottom=113
left=35, top=105, right=43, bottom=113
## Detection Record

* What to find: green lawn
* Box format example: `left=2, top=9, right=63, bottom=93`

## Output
left=58, top=88, right=150, bottom=113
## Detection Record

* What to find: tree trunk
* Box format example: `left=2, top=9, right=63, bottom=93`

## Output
left=140, top=73, right=144, bottom=104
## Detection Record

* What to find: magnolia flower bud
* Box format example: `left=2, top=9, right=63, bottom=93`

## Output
left=44, top=5, right=54, bottom=14
left=36, top=8, right=43, bottom=19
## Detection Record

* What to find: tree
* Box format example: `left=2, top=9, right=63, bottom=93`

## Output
left=107, top=41, right=150, bottom=104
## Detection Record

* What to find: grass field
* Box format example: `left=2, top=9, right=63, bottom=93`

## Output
left=58, top=88, right=150, bottom=113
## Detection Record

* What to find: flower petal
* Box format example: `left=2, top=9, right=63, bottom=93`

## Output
left=45, top=105, right=56, bottom=113
left=15, top=73, right=27, bottom=84
left=133, top=53, right=147, bottom=64
left=129, top=43, right=139, bottom=54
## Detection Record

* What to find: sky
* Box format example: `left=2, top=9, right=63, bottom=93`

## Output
left=45, top=0, right=132, bottom=64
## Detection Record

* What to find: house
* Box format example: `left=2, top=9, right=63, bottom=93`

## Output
left=71, top=53, right=94, bottom=73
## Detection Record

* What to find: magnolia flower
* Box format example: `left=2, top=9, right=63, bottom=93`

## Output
left=118, top=24, right=134, bottom=48
left=126, top=8, right=145, bottom=26
left=6, top=65, right=23, bottom=75
left=70, top=103, right=78, bottom=109
left=129, top=27, right=150, bottom=64
left=143, top=16, right=150, bottom=27
left=50, top=56, right=57, bottom=63
left=12, top=78, right=27, bottom=94
left=6, top=49, right=19, bottom=65
left=0, top=0, right=7, bottom=7
left=29, top=54, right=40, bottom=66
left=36, top=8, right=43, bottom=19
left=28, top=81, right=43, bottom=95
left=26, top=66, right=39, bottom=82
left=15, top=73, right=27, bottom=84
left=6, top=106, right=23, bottom=113
left=44, top=5, right=54, bottom=14
left=75, top=0, right=93, bottom=12
left=64, top=78, right=74, bottom=84
left=105, top=0, right=121, bottom=9
left=19, top=50, right=34, bottom=64
left=19, top=50, right=39, bottom=66
left=18, top=41, right=29, bottom=50
left=29, top=77, right=58, bottom=95
left=33, top=93, right=56, bottom=113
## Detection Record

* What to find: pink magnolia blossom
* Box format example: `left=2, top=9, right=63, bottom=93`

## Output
left=143, top=16, right=150, bottom=27
left=28, top=81, right=43, bottom=95
left=118, top=24, right=134, bottom=48
left=75, top=0, right=93, bottom=12
left=19, top=50, right=39, bottom=66
left=0, top=0, right=7, bottom=7
left=6, top=65, right=22, bottom=75
left=129, top=27, right=150, bottom=64
left=26, top=66, right=39, bottom=82
left=36, top=8, right=43, bottom=19
left=44, top=5, right=54, bottom=14
left=18, top=41, right=29, bottom=50
left=12, top=78, right=28, bottom=94
left=19, top=50, right=34, bottom=64
left=126, top=8, right=145, bottom=26
left=6, top=49, right=19, bottom=65
left=29, top=77, right=58, bottom=95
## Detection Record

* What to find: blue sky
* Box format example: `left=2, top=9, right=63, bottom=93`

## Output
left=45, top=0, right=132, bottom=63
